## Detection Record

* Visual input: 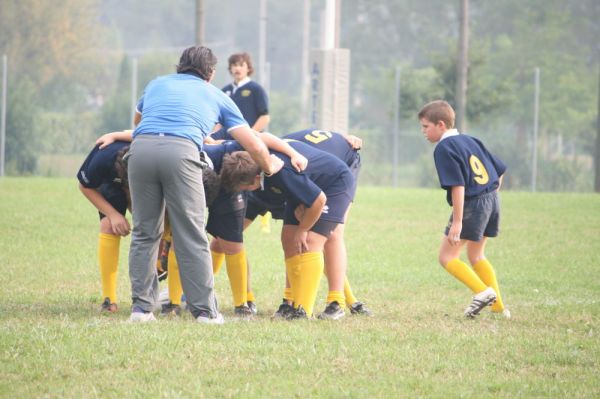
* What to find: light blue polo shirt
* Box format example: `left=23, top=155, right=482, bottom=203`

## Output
left=134, top=73, right=248, bottom=149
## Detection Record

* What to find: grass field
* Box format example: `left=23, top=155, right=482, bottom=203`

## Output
left=1, top=178, right=599, bottom=398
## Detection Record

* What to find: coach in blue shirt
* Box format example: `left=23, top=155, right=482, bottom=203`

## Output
left=127, top=45, right=282, bottom=324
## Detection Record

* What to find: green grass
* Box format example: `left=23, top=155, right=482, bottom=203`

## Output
left=1, top=178, right=599, bottom=398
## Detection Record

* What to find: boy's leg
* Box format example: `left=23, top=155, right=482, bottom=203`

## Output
left=467, top=238, right=506, bottom=313
left=282, top=225, right=326, bottom=317
left=439, top=237, right=488, bottom=294
left=210, top=239, right=225, bottom=274
left=98, top=227, right=120, bottom=310
left=323, top=224, right=347, bottom=308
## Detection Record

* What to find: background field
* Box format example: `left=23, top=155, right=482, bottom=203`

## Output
left=1, top=178, right=599, bottom=398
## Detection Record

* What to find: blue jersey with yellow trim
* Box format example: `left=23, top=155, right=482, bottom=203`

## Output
left=284, top=129, right=358, bottom=167
left=434, top=134, right=506, bottom=205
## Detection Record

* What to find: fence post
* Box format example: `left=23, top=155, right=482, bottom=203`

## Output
left=531, top=67, right=540, bottom=192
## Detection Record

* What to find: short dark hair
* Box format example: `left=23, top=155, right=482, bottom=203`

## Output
left=418, top=100, right=456, bottom=129
left=202, top=168, right=221, bottom=207
left=220, top=151, right=261, bottom=192
left=114, top=145, right=130, bottom=189
left=228, top=53, right=254, bottom=76
left=176, top=46, right=217, bottom=81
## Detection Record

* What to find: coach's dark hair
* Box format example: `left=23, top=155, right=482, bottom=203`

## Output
left=220, top=151, right=261, bottom=193
left=228, top=52, right=254, bottom=76
left=114, top=146, right=130, bottom=189
left=176, top=46, right=217, bottom=81
left=202, top=168, right=221, bottom=207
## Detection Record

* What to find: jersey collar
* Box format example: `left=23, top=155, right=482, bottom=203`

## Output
left=439, top=129, right=459, bottom=142
left=233, top=77, right=251, bottom=93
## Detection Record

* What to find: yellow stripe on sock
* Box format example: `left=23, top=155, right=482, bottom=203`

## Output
left=473, top=259, right=505, bottom=312
left=98, top=233, right=120, bottom=303
left=445, top=258, right=487, bottom=294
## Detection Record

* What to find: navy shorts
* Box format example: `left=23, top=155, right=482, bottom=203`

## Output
left=284, top=190, right=352, bottom=238
left=206, top=191, right=247, bottom=243
left=245, top=192, right=285, bottom=221
left=98, top=183, right=127, bottom=220
left=445, top=191, right=500, bottom=242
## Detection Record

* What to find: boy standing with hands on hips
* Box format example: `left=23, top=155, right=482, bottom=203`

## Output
left=418, top=100, right=510, bottom=319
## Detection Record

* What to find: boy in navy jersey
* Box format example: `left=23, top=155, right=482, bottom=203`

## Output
left=418, top=100, right=510, bottom=319
left=223, top=53, right=270, bottom=132
left=77, top=141, right=131, bottom=313
left=244, top=130, right=371, bottom=319
left=221, top=141, right=356, bottom=319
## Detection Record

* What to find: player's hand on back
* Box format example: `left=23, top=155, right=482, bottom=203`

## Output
left=345, top=135, right=363, bottom=150
left=267, top=154, right=284, bottom=175
left=290, top=153, right=308, bottom=172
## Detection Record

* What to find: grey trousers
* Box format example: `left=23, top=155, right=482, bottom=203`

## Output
left=127, top=134, right=218, bottom=318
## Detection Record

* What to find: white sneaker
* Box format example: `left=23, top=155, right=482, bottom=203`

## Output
left=128, top=311, right=157, bottom=323
left=196, top=312, right=225, bottom=325
left=464, top=287, right=497, bottom=318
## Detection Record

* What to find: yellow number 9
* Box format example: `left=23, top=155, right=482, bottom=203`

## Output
left=469, top=155, right=489, bottom=185
left=304, top=130, right=332, bottom=144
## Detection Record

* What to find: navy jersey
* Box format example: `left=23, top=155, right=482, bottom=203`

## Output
left=202, top=141, right=245, bottom=173
left=77, top=141, right=129, bottom=188
left=434, top=134, right=506, bottom=205
left=264, top=141, right=354, bottom=215
left=283, top=129, right=358, bottom=167
left=222, top=80, right=269, bottom=129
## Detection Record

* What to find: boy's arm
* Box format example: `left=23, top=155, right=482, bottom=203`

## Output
left=257, top=132, right=307, bottom=172
left=293, top=192, right=327, bottom=253
left=96, top=130, right=133, bottom=149
left=79, top=183, right=131, bottom=236
left=252, top=114, right=270, bottom=132
left=448, top=185, right=465, bottom=246
left=497, top=174, right=504, bottom=191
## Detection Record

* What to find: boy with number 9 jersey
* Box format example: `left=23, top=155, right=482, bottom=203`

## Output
left=418, top=100, right=510, bottom=319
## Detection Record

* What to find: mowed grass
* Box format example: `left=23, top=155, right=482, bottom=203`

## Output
left=0, top=177, right=599, bottom=398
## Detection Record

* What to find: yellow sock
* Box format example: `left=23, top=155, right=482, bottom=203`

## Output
left=283, top=287, right=293, bottom=303
left=286, top=252, right=324, bottom=317
left=247, top=291, right=255, bottom=303
left=473, top=259, right=505, bottom=312
left=212, top=251, right=225, bottom=274
left=343, top=277, right=358, bottom=306
left=168, top=250, right=183, bottom=305
left=327, top=290, right=345, bottom=308
left=445, top=258, right=487, bottom=294
left=98, top=233, right=120, bottom=303
left=260, top=212, right=272, bottom=233
left=226, top=250, right=248, bottom=307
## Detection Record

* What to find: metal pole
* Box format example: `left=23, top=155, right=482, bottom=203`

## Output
left=195, top=0, right=205, bottom=45
left=455, top=0, right=469, bottom=132
left=301, top=0, right=311, bottom=126
left=324, top=0, right=335, bottom=49
left=392, top=66, right=401, bottom=187
left=0, top=55, right=7, bottom=177
left=130, top=57, right=138, bottom=129
left=594, top=64, right=600, bottom=192
left=258, top=0, right=267, bottom=85
left=532, top=67, right=540, bottom=192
